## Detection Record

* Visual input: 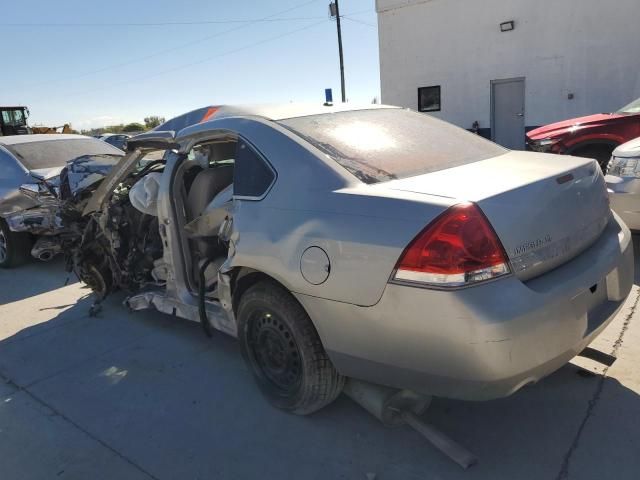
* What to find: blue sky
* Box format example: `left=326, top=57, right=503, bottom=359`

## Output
left=2, top=0, right=379, bottom=130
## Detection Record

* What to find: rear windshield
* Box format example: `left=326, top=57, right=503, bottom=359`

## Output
left=7, top=138, right=123, bottom=170
left=278, top=109, right=507, bottom=184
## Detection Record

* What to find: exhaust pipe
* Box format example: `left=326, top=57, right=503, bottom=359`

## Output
left=344, top=380, right=477, bottom=469
left=37, top=250, right=54, bottom=262
left=31, top=238, right=61, bottom=262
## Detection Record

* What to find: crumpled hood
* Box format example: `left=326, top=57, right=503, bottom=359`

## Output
left=60, top=154, right=121, bottom=200
left=527, top=113, right=626, bottom=140
left=29, top=166, right=65, bottom=183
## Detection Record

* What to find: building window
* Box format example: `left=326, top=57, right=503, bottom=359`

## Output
left=418, top=86, right=441, bottom=112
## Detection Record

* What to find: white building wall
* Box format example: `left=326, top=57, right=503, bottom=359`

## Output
left=377, top=0, right=640, bottom=132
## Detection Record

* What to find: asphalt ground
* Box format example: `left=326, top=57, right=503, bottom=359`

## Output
left=1, top=239, right=639, bottom=480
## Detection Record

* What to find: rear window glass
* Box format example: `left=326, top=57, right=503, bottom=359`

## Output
left=7, top=138, right=123, bottom=170
left=278, top=109, right=507, bottom=184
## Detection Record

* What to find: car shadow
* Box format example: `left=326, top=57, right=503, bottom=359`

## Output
left=0, top=257, right=77, bottom=305
left=0, top=273, right=639, bottom=479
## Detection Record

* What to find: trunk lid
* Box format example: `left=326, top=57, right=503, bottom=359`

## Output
left=383, top=151, right=611, bottom=281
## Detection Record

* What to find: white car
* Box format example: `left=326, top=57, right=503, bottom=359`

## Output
left=606, top=137, right=640, bottom=230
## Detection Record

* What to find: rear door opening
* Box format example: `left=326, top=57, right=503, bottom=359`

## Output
left=176, top=138, right=237, bottom=298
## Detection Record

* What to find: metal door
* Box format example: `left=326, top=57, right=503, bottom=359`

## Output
left=491, top=78, right=525, bottom=149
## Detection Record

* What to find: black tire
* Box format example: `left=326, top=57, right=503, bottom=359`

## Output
left=0, top=218, right=32, bottom=268
left=571, top=145, right=616, bottom=172
left=237, top=280, right=345, bottom=415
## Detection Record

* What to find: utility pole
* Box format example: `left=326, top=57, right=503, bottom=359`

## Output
left=329, top=1, right=346, bottom=102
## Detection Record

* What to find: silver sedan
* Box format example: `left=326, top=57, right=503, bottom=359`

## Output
left=0, top=134, right=123, bottom=267
left=606, top=137, right=640, bottom=230
left=68, top=103, right=633, bottom=414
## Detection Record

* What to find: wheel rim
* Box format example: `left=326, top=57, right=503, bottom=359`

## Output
left=248, top=310, right=302, bottom=393
left=0, top=229, right=7, bottom=263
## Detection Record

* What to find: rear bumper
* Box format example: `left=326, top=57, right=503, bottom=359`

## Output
left=606, top=175, right=640, bottom=231
left=296, top=213, right=634, bottom=400
left=4, top=205, right=64, bottom=235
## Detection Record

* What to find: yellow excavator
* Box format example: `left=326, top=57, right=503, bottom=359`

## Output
left=0, top=106, right=73, bottom=136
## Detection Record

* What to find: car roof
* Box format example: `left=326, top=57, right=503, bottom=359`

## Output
left=0, top=134, right=88, bottom=146
left=210, top=102, right=395, bottom=121
left=173, top=103, right=398, bottom=139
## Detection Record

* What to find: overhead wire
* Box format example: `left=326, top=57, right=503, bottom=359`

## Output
left=0, top=16, right=326, bottom=27
left=342, top=16, right=377, bottom=28
left=49, top=20, right=328, bottom=101
left=22, top=4, right=377, bottom=104
left=22, top=0, right=323, bottom=89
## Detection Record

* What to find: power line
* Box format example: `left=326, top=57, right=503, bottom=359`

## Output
left=342, top=16, right=377, bottom=28
left=22, top=0, right=323, bottom=89
left=0, top=16, right=326, bottom=27
left=337, top=9, right=375, bottom=17
left=1, top=8, right=374, bottom=28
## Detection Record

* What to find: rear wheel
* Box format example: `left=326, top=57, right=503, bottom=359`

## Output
left=237, top=280, right=345, bottom=415
left=0, top=219, right=32, bottom=268
left=571, top=144, right=616, bottom=172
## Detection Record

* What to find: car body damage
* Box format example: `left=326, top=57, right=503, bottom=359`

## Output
left=4, top=200, right=62, bottom=234
left=12, top=155, right=123, bottom=251
left=0, top=135, right=125, bottom=266
left=60, top=104, right=632, bottom=416
left=60, top=149, right=167, bottom=300
left=61, top=155, right=120, bottom=199
left=7, top=155, right=120, bottom=234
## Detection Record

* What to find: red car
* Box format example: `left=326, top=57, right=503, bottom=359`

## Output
left=527, top=97, right=640, bottom=169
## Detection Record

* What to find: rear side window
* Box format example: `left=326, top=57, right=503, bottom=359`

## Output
left=7, top=138, right=123, bottom=170
left=233, top=140, right=275, bottom=199
left=278, top=109, right=507, bottom=184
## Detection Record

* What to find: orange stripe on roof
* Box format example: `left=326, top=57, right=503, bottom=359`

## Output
left=200, top=107, right=220, bottom=123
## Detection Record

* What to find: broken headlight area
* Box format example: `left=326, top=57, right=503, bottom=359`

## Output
left=62, top=156, right=167, bottom=300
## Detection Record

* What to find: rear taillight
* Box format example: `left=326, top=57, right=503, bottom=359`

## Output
left=392, top=203, right=510, bottom=288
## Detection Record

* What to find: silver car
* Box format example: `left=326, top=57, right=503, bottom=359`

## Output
left=99, top=133, right=131, bottom=151
left=0, top=134, right=123, bottom=267
left=606, top=137, right=640, bottom=230
left=66, top=103, right=633, bottom=415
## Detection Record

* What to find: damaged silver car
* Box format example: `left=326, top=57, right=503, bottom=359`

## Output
left=0, top=134, right=124, bottom=267
left=63, top=103, right=633, bottom=418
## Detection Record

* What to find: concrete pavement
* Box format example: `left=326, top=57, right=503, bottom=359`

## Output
left=1, top=246, right=639, bottom=480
